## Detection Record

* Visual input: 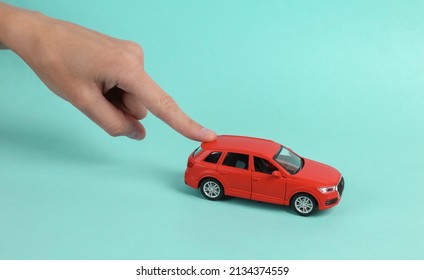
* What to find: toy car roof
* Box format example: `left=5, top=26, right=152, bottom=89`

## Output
left=201, top=135, right=281, bottom=157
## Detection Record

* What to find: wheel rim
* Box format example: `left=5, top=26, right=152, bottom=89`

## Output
left=203, top=181, right=221, bottom=198
left=294, top=196, right=314, bottom=214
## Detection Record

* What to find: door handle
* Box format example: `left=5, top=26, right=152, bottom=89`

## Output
left=253, top=177, right=260, bottom=181
left=218, top=170, right=228, bottom=174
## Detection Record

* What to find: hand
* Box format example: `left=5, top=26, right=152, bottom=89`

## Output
left=0, top=3, right=217, bottom=142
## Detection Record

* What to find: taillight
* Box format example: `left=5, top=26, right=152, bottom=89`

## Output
left=187, top=157, right=194, bottom=168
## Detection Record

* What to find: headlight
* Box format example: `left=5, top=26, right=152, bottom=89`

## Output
left=318, top=186, right=337, bottom=193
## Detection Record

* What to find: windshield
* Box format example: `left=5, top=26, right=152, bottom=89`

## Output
left=274, top=146, right=303, bottom=175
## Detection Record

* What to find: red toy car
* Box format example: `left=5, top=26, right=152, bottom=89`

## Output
left=184, top=135, right=344, bottom=216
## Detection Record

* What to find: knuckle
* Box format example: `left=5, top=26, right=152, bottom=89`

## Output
left=158, top=94, right=178, bottom=115
left=104, top=121, right=126, bottom=137
left=120, top=52, right=144, bottom=78
left=123, top=40, right=144, bottom=60
left=136, top=108, right=148, bottom=120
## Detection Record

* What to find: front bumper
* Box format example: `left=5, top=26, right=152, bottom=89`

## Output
left=320, top=176, right=345, bottom=210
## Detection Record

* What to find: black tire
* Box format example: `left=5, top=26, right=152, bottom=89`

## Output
left=200, top=178, right=224, bottom=201
left=291, top=193, right=317, bottom=216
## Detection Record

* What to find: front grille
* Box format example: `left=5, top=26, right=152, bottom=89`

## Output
left=337, top=176, right=345, bottom=196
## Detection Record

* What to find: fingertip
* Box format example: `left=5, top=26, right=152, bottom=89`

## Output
left=199, top=127, right=217, bottom=142
left=127, top=121, right=146, bottom=140
left=128, top=130, right=145, bottom=140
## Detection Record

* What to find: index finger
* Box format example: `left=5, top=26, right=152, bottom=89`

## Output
left=133, top=73, right=217, bottom=142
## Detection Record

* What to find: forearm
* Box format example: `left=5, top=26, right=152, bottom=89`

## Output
left=0, top=2, right=18, bottom=49
left=0, top=2, right=46, bottom=54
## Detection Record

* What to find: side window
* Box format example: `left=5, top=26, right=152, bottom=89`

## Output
left=222, top=152, right=249, bottom=170
left=203, top=151, right=222, bottom=164
left=254, top=157, right=278, bottom=174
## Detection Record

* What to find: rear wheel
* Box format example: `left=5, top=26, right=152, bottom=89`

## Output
left=200, top=179, right=224, bottom=201
left=291, top=194, right=317, bottom=216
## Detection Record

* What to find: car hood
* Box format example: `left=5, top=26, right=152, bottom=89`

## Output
left=295, top=158, right=341, bottom=186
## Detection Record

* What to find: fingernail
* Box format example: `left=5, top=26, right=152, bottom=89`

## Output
left=200, top=127, right=217, bottom=141
left=128, top=131, right=144, bottom=140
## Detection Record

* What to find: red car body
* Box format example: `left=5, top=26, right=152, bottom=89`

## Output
left=184, top=135, right=344, bottom=216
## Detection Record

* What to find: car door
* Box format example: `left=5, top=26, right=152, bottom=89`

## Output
left=251, top=156, right=286, bottom=204
left=216, top=152, right=251, bottom=199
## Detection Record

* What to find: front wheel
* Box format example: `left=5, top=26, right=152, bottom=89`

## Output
left=291, top=194, right=317, bottom=216
left=200, top=179, right=224, bottom=201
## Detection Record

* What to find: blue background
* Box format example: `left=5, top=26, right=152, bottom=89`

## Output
left=1, top=0, right=423, bottom=259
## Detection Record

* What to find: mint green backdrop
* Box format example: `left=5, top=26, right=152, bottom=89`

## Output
left=1, top=0, right=423, bottom=259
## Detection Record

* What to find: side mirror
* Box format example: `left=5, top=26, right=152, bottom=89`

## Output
left=272, top=170, right=282, bottom=178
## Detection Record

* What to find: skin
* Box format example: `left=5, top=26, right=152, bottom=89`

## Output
left=0, top=2, right=217, bottom=141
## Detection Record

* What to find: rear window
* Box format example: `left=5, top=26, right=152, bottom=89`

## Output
left=203, top=151, right=222, bottom=164
left=192, top=147, right=202, bottom=157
